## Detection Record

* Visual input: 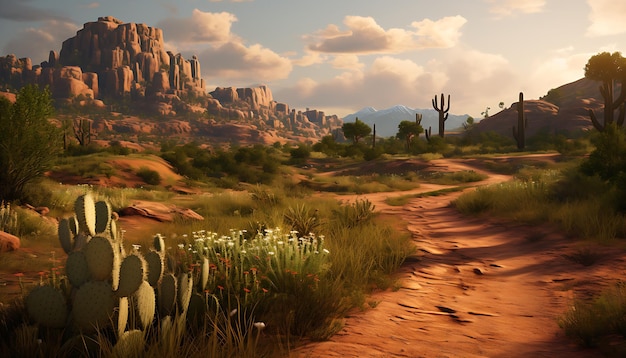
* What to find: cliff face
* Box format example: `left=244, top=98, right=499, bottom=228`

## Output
left=0, top=16, right=342, bottom=143
left=1, top=16, right=205, bottom=102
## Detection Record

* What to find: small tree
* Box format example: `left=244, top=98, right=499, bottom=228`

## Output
left=342, top=117, right=371, bottom=144
left=397, top=120, right=424, bottom=152
left=585, top=51, right=626, bottom=131
left=0, top=85, right=62, bottom=202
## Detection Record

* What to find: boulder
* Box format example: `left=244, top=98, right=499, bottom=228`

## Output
left=0, top=231, right=20, bottom=252
left=119, top=201, right=203, bottom=222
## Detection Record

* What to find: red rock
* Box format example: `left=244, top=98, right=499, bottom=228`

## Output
left=0, top=231, right=20, bottom=252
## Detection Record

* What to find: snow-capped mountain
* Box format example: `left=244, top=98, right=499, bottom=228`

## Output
left=343, top=105, right=469, bottom=138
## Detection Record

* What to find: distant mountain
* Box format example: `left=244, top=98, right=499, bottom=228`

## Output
left=343, top=105, right=469, bottom=138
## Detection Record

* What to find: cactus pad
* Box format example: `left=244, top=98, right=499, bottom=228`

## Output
left=153, top=234, right=165, bottom=252
left=116, top=253, right=146, bottom=297
left=158, top=273, right=177, bottom=316
left=84, top=236, right=115, bottom=281
left=73, top=280, right=116, bottom=332
left=117, top=297, right=129, bottom=337
left=177, top=273, right=193, bottom=314
left=94, top=200, right=112, bottom=234
left=186, top=292, right=206, bottom=326
left=145, top=250, right=163, bottom=287
left=201, top=257, right=209, bottom=290
left=133, top=281, right=156, bottom=330
left=25, top=285, right=68, bottom=328
left=112, top=329, right=144, bottom=358
left=58, top=218, right=73, bottom=254
left=68, top=215, right=79, bottom=236
left=66, top=251, right=91, bottom=287
left=75, top=193, right=96, bottom=236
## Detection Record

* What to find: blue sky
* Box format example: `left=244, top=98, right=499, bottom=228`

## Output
left=1, top=0, right=625, bottom=118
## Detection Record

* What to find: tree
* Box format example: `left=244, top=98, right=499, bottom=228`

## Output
left=462, top=116, right=475, bottom=131
left=342, top=117, right=371, bottom=144
left=585, top=51, right=626, bottom=131
left=397, top=120, right=423, bottom=151
left=0, top=85, right=62, bottom=202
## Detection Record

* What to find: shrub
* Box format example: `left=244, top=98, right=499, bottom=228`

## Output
left=136, top=167, right=162, bottom=185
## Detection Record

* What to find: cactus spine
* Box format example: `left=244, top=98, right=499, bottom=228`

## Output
left=512, top=92, right=528, bottom=150
left=432, top=93, right=450, bottom=137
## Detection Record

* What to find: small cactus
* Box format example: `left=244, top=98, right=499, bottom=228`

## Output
left=133, top=281, right=156, bottom=330
left=158, top=273, right=177, bottom=317
left=145, top=250, right=164, bottom=287
left=58, top=218, right=73, bottom=254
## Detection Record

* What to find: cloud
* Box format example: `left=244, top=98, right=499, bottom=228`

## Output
left=306, top=15, right=466, bottom=54
left=275, top=48, right=518, bottom=118
left=157, top=9, right=238, bottom=44
left=0, top=0, right=72, bottom=22
left=486, top=0, right=546, bottom=17
left=80, top=2, right=100, bottom=8
left=1, top=20, right=78, bottom=62
left=586, top=0, right=626, bottom=36
left=198, top=42, right=292, bottom=82
left=331, top=54, right=364, bottom=71
left=526, top=49, right=592, bottom=98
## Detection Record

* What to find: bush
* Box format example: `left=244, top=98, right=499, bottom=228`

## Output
left=136, top=167, right=162, bottom=185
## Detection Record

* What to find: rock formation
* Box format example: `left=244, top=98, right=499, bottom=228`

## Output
left=0, top=16, right=342, bottom=144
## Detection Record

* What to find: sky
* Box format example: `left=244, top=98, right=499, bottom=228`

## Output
left=1, top=0, right=625, bottom=119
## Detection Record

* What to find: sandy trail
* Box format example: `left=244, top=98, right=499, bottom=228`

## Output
left=294, top=157, right=618, bottom=357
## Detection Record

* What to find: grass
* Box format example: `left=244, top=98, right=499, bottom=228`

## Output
left=1, top=182, right=415, bottom=356
left=385, top=187, right=465, bottom=206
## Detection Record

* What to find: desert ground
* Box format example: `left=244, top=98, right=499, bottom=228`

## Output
left=293, top=157, right=621, bottom=357
left=2, top=155, right=624, bottom=357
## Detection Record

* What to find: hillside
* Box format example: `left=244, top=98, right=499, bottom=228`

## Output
left=471, top=78, right=603, bottom=138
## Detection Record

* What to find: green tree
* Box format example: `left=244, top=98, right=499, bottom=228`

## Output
left=396, top=120, right=423, bottom=152
left=342, top=118, right=371, bottom=144
left=0, top=85, right=62, bottom=202
left=585, top=51, right=626, bottom=131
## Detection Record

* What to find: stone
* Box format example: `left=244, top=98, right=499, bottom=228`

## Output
left=0, top=231, right=20, bottom=252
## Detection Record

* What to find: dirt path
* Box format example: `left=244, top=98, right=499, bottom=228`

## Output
left=293, top=158, right=619, bottom=357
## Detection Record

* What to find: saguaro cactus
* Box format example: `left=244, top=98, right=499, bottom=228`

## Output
left=513, top=92, right=528, bottom=150
left=432, top=93, right=450, bottom=137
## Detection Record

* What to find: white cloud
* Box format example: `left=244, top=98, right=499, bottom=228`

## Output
left=586, top=0, right=626, bottom=36
left=306, top=15, right=466, bottom=54
left=276, top=47, right=519, bottom=118
left=486, top=0, right=546, bottom=17
left=157, top=9, right=238, bottom=44
left=526, top=49, right=591, bottom=98
left=2, top=20, right=77, bottom=62
left=199, top=42, right=292, bottom=82
left=331, top=54, right=364, bottom=70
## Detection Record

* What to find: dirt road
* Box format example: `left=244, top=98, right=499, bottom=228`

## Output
left=294, top=157, right=617, bottom=357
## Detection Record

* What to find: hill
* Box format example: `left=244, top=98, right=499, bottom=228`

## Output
left=471, top=78, right=603, bottom=138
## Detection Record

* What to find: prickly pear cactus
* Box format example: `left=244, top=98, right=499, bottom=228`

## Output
left=73, top=280, right=116, bottom=332
left=133, top=281, right=156, bottom=330
left=201, top=257, right=209, bottom=291
left=158, top=273, right=177, bottom=316
left=145, top=250, right=164, bottom=287
left=112, top=329, right=144, bottom=358
left=25, top=285, right=68, bottom=328
left=84, top=236, right=116, bottom=281
left=74, top=193, right=96, bottom=236
left=116, top=253, right=147, bottom=297
left=65, top=251, right=91, bottom=287
left=58, top=218, right=73, bottom=254
left=94, top=200, right=112, bottom=235
left=177, top=273, right=193, bottom=315
left=117, top=297, right=129, bottom=337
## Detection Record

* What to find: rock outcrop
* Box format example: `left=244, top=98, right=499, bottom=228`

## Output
left=0, top=16, right=205, bottom=102
left=0, top=16, right=342, bottom=144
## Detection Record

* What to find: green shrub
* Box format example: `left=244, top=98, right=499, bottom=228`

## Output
left=136, top=167, right=162, bottom=185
